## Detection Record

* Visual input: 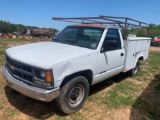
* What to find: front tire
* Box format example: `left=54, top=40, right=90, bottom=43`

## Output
left=55, top=76, right=89, bottom=114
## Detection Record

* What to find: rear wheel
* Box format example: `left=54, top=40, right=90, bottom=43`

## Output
left=55, top=76, right=89, bottom=114
left=129, top=61, right=139, bottom=77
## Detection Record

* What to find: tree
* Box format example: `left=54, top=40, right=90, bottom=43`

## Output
left=0, top=20, right=58, bottom=35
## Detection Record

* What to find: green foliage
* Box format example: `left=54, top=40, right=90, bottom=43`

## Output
left=123, top=28, right=145, bottom=37
left=0, top=20, right=27, bottom=34
left=122, top=23, right=160, bottom=39
left=148, top=24, right=160, bottom=39
left=48, top=28, right=58, bottom=33
left=0, top=20, right=58, bottom=34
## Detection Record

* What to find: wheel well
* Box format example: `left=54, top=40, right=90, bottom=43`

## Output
left=138, top=56, right=144, bottom=61
left=60, top=70, right=93, bottom=88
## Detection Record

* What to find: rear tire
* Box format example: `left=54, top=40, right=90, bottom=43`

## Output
left=129, top=61, right=139, bottom=77
left=55, top=76, right=89, bottom=114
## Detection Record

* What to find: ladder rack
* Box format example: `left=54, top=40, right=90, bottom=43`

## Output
left=52, top=15, right=150, bottom=30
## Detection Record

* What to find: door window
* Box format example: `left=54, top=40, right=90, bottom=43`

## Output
left=102, top=29, right=121, bottom=51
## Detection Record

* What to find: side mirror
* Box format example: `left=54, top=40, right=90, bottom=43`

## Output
left=100, top=40, right=117, bottom=53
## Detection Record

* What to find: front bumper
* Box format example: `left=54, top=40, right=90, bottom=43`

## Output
left=2, top=66, right=60, bottom=102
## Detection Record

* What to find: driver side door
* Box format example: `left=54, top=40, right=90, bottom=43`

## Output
left=96, top=29, right=125, bottom=81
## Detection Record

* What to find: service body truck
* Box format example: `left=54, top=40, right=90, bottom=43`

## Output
left=2, top=16, right=151, bottom=114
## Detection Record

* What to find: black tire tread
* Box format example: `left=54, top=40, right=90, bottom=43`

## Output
left=55, top=76, right=89, bottom=114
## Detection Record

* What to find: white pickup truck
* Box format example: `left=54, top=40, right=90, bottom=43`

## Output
left=2, top=16, right=151, bottom=114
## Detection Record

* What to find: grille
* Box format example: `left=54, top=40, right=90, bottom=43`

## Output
left=6, top=55, right=33, bottom=82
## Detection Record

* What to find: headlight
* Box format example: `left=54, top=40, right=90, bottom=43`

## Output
left=34, top=69, right=53, bottom=86
left=40, top=71, right=45, bottom=78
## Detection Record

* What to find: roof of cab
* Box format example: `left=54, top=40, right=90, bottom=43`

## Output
left=69, top=24, right=107, bottom=29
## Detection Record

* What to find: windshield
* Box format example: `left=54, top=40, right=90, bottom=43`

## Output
left=52, top=26, right=104, bottom=49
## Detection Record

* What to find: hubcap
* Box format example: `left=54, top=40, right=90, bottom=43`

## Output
left=68, top=84, right=85, bottom=107
left=70, top=88, right=80, bottom=101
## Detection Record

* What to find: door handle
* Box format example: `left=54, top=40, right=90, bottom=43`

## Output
left=121, top=53, right=124, bottom=56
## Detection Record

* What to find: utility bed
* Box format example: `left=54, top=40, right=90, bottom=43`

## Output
left=124, top=37, right=151, bottom=72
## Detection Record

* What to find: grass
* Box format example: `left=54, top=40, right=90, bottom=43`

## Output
left=102, top=81, right=137, bottom=108
left=155, top=75, right=160, bottom=92
left=148, top=52, right=160, bottom=68
left=0, top=40, right=6, bottom=65
left=0, top=50, right=5, bottom=55
left=0, top=37, right=25, bottom=42
left=155, top=84, right=160, bottom=91
left=4, top=108, right=17, bottom=117
left=0, top=38, right=160, bottom=119
left=133, top=98, right=159, bottom=119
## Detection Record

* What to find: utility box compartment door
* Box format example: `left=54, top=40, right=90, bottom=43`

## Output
left=136, top=40, right=147, bottom=52
left=124, top=40, right=137, bottom=72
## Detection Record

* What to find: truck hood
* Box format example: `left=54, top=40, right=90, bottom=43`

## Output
left=6, top=42, right=96, bottom=69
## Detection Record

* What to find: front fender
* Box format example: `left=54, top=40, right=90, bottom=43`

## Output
left=52, top=54, right=97, bottom=88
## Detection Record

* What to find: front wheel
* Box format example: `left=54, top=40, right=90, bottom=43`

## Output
left=55, top=76, right=89, bottom=114
left=129, top=61, right=140, bottom=77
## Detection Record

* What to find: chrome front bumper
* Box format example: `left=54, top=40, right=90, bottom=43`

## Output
left=2, top=66, right=60, bottom=102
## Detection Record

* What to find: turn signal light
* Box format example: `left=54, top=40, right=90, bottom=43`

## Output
left=45, top=71, right=52, bottom=82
